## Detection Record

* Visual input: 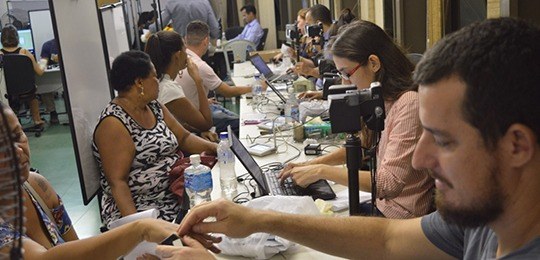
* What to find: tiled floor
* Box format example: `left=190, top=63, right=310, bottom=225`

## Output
left=25, top=106, right=101, bottom=239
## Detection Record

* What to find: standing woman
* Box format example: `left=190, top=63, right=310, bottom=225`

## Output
left=0, top=25, right=45, bottom=127
left=280, top=21, right=434, bottom=219
left=145, top=30, right=215, bottom=140
left=93, top=51, right=217, bottom=226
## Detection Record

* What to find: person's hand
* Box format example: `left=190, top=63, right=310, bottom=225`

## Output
left=138, top=219, right=179, bottom=244
left=186, top=58, right=202, bottom=84
left=155, top=235, right=215, bottom=260
left=207, top=98, right=220, bottom=105
left=200, top=131, right=218, bottom=142
left=278, top=162, right=307, bottom=182
left=279, top=163, right=324, bottom=188
left=298, top=91, right=323, bottom=100
left=178, top=199, right=259, bottom=238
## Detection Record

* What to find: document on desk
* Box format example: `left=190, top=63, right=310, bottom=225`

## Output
left=233, top=62, right=257, bottom=77
left=331, top=189, right=372, bottom=211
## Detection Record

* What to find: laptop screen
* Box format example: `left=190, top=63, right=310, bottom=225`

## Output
left=229, top=133, right=270, bottom=195
left=249, top=54, right=273, bottom=79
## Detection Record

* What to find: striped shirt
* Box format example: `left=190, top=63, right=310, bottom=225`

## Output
left=376, top=91, right=435, bottom=218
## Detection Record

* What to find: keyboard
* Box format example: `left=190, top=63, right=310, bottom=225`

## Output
left=265, top=166, right=300, bottom=196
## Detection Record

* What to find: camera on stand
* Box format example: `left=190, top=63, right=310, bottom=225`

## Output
left=285, top=23, right=301, bottom=44
left=327, top=82, right=386, bottom=216
left=306, top=23, right=324, bottom=38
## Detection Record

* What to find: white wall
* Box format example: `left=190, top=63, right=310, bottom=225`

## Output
left=49, top=0, right=113, bottom=204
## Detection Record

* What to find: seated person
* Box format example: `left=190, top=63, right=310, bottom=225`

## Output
left=0, top=102, right=217, bottom=259
left=178, top=17, right=540, bottom=260
left=272, top=8, right=310, bottom=63
left=177, top=21, right=254, bottom=136
left=92, top=51, right=217, bottom=226
left=40, top=39, right=60, bottom=124
left=145, top=30, right=217, bottom=141
left=292, top=4, right=334, bottom=80
left=279, top=21, right=435, bottom=218
left=0, top=25, right=45, bottom=128
left=232, top=5, right=264, bottom=48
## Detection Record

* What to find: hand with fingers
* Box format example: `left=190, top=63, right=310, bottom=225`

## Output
left=154, top=235, right=216, bottom=260
left=279, top=164, right=324, bottom=188
left=177, top=199, right=260, bottom=239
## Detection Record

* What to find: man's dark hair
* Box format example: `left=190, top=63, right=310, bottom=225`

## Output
left=240, top=5, right=256, bottom=15
left=308, top=4, right=332, bottom=26
left=414, top=18, right=540, bottom=149
left=186, top=20, right=210, bottom=46
left=110, top=51, right=153, bottom=92
left=0, top=25, right=19, bottom=48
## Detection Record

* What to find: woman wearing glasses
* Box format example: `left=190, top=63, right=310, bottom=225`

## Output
left=279, top=20, right=434, bottom=219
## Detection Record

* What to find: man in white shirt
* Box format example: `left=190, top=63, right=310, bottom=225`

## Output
left=232, top=5, right=264, bottom=49
left=177, top=21, right=253, bottom=135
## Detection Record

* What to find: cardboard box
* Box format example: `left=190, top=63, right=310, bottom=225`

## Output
left=249, top=49, right=281, bottom=63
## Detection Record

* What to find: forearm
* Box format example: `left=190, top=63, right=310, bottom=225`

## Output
left=34, top=220, right=147, bottom=260
left=194, top=81, right=213, bottom=125
left=110, top=182, right=137, bottom=217
left=308, top=147, right=346, bottom=165
left=256, top=211, right=390, bottom=259
left=218, top=86, right=252, bottom=98
left=182, top=134, right=217, bottom=154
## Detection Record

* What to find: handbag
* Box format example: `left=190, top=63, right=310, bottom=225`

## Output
left=169, top=151, right=217, bottom=204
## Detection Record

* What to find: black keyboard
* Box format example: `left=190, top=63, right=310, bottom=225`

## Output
left=265, top=167, right=300, bottom=196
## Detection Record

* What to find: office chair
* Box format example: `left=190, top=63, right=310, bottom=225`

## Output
left=3, top=54, right=44, bottom=137
left=225, top=26, right=244, bottom=40
left=222, top=39, right=256, bottom=79
left=256, top=28, right=269, bottom=51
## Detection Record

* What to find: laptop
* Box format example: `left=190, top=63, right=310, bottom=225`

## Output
left=249, top=54, right=297, bottom=83
left=230, top=132, right=336, bottom=200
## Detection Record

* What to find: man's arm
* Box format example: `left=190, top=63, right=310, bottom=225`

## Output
left=179, top=200, right=453, bottom=259
left=215, top=82, right=252, bottom=98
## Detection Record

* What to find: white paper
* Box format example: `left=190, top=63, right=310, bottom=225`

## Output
left=330, top=189, right=372, bottom=211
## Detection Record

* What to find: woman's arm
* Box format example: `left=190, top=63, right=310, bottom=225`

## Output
left=161, top=104, right=217, bottom=155
left=27, top=173, right=79, bottom=241
left=94, top=116, right=138, bottom=217
left=21, top=219, right=179, bottom=260
left=21, top=48, right=45, bottom=76
left=186, top=58, right=213, bottom=129
left=165, top=97, right=213, bottom=132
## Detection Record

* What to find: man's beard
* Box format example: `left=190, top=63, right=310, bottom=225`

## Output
left=436, top=162, right=505, bottom=228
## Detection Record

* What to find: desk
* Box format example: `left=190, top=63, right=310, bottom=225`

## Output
left=36, top=67, right=63, bottom=94
left=206, top=68, right=346, bottom=259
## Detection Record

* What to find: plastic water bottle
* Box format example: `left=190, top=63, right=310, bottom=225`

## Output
left=251, top=73, right=263, bottom=109
left=184, top=154, right=213, bottom=208
left=285, top=87, right=299, bottom=122
left=221, top=32, right=227, bottom=46
left=217, top=132, right=238, bottom=197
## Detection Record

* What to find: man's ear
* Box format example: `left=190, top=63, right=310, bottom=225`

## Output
left=501, top=124, right=537, bottom=168
left=367, top=54, right=381, bottom=73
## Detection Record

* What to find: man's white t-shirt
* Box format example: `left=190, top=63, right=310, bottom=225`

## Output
left=157, top=74, right=186, bottom=105
left=175, top=48, right=222, bottom=109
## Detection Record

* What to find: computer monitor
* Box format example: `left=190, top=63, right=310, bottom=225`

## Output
left=0, top=29, right=34, bottom=54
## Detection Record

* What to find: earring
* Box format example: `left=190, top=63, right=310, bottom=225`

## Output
left=138, top=85, right=144, bottom=97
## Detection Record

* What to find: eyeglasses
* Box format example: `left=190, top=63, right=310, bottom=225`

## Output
left=337, top=63, right=362, bottom=80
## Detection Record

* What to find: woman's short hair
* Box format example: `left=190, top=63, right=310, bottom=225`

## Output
left=1, top=25, right=19, bottom=48
left=110, top=51, right=153, bottom=92
left=330, top=20, right=415, bottom=100
left=144, top=30, right=184, bottom=79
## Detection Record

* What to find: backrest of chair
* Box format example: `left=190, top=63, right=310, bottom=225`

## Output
left=3, top=54, right=36, bottom=97
left=257, top=28, right=269, bottom=51
left=222, top=39, right=256, bottom=77
left=225, top=26, right=244, bottom=40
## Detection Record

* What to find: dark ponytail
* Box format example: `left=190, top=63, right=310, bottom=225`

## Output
left=144, top=31, right=184, bottom=79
